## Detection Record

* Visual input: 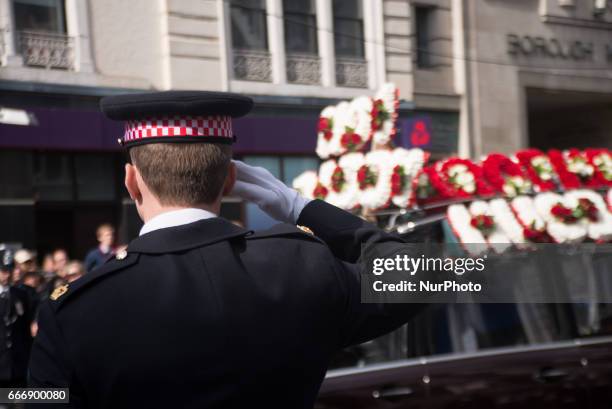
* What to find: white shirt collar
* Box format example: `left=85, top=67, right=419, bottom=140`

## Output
left=139, top=208, right=217, bottom=236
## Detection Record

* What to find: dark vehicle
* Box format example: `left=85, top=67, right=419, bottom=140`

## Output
left=316, top=221, right=612, bottom=409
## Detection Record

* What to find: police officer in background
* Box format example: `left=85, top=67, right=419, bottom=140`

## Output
left=28, top=91, right=425, bottom=408
left=0, top=254, right=33, bottom=388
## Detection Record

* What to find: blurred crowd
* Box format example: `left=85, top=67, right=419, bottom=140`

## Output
left=0, top=224, right=123, bottom=387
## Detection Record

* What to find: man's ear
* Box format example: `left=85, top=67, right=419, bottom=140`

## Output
left=125, top=163, right=142, bottom=204
left=222, top=161, right=237, bottom=196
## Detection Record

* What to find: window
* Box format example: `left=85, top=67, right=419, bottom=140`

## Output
left=12, top=0, right=66, bottom=33
left=415, top=6, right=434, bottom=69
left=283, top=0, right=318, bottom=55
left=230, top=0, right=268, bottom=51
left=332, top=0, right=365, bottom=59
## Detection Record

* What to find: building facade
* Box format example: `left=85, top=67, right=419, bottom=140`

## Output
left=1, top=0, right=610, bottom=258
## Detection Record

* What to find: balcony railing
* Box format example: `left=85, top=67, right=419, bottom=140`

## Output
left=17, top=31, right=75, bottom=70
left=336, top=57, right=368, bottom=88
left=233, top=49, right=272, bottom=82
left=286, top=53, right=321, bottom=85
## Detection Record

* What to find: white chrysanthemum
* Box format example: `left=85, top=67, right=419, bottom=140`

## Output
left=318, top=159, right=338, bottom=188
left=351, top=96, right=373, bottom=143
left=565, top=190, right=612, bottom=241
left=390, top=148, right=427, bottom=208
left=468, top=201, right=512, bottom=252
left=446, top=204, right=488, bottom=254
left=531, top=156, right=553, bottom=180
left=292, top=170, right=319, bottom=200
left=534, top=192, right=587, bottom=243
left=489, top=198, right=527, bottom=246
left=511, top=196, right=546, bottom=231
left=315, top=105, right=337, bottom=159
left=359, top=150, right=394, bottom=210
left=325, top=153, right=365, bottom=210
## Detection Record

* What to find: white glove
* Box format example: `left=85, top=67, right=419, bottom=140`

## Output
left=231, top=160, right=311, bottom=224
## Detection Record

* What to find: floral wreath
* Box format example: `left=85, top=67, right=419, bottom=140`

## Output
left=370, top=83, right=399, bottom=146
left=509, top=196, right=553, bottom=244
left=412, top=166, right=455, bottom=205
left=292, top=170, right=322, bottom=200
left=515, top=149, right=557, bottom=192
left=481, top=153, right=531, bottom=197
left=390, top=148, right=429, bottom=208
left=315, top=105, right=338, bottom=159
left=358, top=150, right=394, bottom=210
left=318, top=157, right=362, bottom=210
left=437, top=158, right=495, bottom=198
left=534, top=192, right=587, bottom=243
left=584, top=148, right=612, bottom=188
left=564, top=190, right=612, bottom=242
left=446, top=203, right=490, bottom=254
left=548, top=149, right=584, bottom=190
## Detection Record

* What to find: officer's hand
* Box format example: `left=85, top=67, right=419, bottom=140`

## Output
left=231, top=160, right=311, bottom=224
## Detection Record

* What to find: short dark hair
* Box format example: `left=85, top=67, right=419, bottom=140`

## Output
left=129, top=143, right=232, bottom=206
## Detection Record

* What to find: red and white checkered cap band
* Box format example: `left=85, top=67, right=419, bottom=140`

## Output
left=123, top=115, right=233, bottom=143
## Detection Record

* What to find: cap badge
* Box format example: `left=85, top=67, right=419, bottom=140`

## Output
left=50, top=284, right=69, bottom=301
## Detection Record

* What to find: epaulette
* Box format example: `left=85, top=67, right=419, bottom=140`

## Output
left=48, top=252, right=140, bottom=312
left=246, top=223, right=322, bottom=243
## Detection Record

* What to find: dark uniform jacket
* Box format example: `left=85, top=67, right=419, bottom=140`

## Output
left=0, top=285, right=34, bottom=385
left=28, top=200, right=424, bottom=408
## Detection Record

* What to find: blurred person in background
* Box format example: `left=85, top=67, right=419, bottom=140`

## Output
left=12, top=249, right=37, bottom=284
left=0, top=258, right=33, bottom=387
left=40, top=249, right=69, bottom=301
left=65, top=261, right=85, bottom=283
left=84, top=224, right=116, bottom=272
left=52, top=249, right=68, bottom=275
left=40, top=253, right=55, bottom=282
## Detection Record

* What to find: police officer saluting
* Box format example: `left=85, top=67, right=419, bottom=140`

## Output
left=29, top=91, right=424, bottom=408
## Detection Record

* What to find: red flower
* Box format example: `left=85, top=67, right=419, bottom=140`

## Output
left=313, top=183, right=328, bottom=200
left=357, top=165, right=377, bottom=190
left=318, top=117, right=333, bottom=141
left=390, top=165, right=406, bottom=196
left=551, top=203, right=578, bottom=223
left=439, top=157, right=495, bottom=198
left=470, top=214, right=495, bottom=236
left=523, top=226, right=554, bottom=243
left=548, top=149, right=581, bottom=189
left=370, top=99, right=389, bottom=131
left=482, top=153, right=528, bottom=194
left=578, top=198, right=599, bottom=222
left=340, top=130, right=362, bottom=151
left=515, top=149, right=556, bottom=192
left=331, top=166, right=345, bottom=193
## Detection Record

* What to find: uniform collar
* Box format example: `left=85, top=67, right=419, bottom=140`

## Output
left=128, top=217, right=252, bottom=254
left=140, top=208, right=218, bottom=236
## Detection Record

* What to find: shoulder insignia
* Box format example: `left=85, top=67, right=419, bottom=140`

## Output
left=50, top=284, right=69, bottom=301
left=50, top=252, right=139, bottom=312
left=297, top=225, right=314, bottom=235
